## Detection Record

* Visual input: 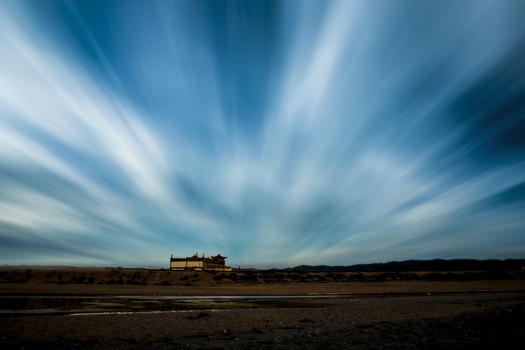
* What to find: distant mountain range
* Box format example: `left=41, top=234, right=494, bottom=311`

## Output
left=287, top=259, right=525, bottom=272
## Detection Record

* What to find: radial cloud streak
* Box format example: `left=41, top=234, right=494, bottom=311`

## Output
left=0, top=0, right=524, bottom=267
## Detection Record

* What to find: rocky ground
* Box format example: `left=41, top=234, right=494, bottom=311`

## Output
left=1, top=292, right=524, bottom=349
left=1, top=267, right=524, bottom=349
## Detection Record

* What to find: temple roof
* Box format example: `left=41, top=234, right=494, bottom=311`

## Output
left=211, top=254, right=227, bottom=259
left=170, top=252, right=227, bottom=261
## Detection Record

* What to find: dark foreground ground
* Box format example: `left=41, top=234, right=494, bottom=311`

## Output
left=1, top=267, right=524, bottom=349
left=1, top=291, right=524, bottom=349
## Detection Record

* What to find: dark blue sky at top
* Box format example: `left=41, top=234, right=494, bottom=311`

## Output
left=0, top=0, right=524, bottom=267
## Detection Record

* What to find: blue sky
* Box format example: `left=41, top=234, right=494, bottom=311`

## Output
left=0, top=0, right=524, bottom=268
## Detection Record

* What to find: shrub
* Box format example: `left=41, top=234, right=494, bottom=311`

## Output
left=425, top=273, right=445, bottom=281
left=374, top=273, right=387, bottom=282
left=346, top=273, right=366, bottom=282
left=239, top=274, right=257, bottom=282
left=75, top=275, right=87, bottom=284
left=316, top=275, right=327, bottom=282
left=213, top=273, right=227, bottom=281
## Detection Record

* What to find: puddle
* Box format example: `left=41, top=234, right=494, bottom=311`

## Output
left=114, top=295, right=341, bottom=300
left=0, top=295, right=340, bottom=315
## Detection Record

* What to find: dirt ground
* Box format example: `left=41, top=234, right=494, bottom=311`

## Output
left=1, top=266, right=524, bottom=296
left=1, top=292, right=524, bottom=349
left=1, top=267, right=524, bottom=349
left=1, top=265, right=525, bottom=296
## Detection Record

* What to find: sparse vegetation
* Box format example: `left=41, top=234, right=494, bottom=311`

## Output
left=0, top=266, right=523, bottom=288
left=74, top=275, right=87, bottom=283
left=213, top=273, right=227, bottom=281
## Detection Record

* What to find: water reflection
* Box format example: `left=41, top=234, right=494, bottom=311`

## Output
left=0, top=295, right=340, bottom=315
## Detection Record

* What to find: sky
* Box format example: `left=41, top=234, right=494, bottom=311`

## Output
left=0, top=0, right=524, bottom=268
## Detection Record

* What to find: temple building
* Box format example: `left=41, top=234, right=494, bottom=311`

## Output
left=170, top=252, right=232, bottom=271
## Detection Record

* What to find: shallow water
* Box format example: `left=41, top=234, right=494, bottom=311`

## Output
left=114, top=294, right=341, bottom=300
left=1, top=294, right=341, bottom=299
left=0, top=294, right=339, bottom=314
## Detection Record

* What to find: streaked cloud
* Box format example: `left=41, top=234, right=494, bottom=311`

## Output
left=0, top=0, right=524, bottom=267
